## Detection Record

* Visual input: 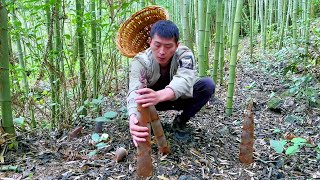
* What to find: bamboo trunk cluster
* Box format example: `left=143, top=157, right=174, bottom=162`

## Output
left=136, top=70, right=170, bottom=178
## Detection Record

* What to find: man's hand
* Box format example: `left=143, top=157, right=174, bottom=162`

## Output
left=135, top=88, right=160, bottom=107
left=129, top=114, right=149, bottom=147
left=135, top=87, right=175, bottom=108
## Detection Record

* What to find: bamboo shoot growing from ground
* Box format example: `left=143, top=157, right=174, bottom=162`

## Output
left=239, top=101, right=254, bottom=164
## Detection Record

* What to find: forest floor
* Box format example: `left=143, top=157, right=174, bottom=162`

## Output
left=1, top=39, right=320, bottom=179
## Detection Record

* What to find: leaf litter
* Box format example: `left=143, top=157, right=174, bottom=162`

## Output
left=1, top=39, right=319, bottom=179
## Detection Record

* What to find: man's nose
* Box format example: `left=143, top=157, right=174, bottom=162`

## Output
left=159, top=46, right=165, bottom=55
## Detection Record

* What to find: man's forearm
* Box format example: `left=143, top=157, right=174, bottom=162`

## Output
left=156, top=88, right=176, bottom=103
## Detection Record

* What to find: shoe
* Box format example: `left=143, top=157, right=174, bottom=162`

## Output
left=172, top=116, right=190, bottom=141
left=172, top=116, right=187, bottom=131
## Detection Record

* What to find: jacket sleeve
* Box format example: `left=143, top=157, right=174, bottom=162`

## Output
left=166, top=47, right=196, bottom=100
left=127, top=58, right=146, bottom=117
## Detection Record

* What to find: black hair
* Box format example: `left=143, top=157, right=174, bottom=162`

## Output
left=150, top=20, right=179, bottom=42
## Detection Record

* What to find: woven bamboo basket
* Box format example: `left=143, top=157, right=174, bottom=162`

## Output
left=116, top=6, right=169, bottom=58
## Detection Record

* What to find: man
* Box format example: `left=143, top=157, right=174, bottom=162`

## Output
left=127, top=20, right=215, bottom=147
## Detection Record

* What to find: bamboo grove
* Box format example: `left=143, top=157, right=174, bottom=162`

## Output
left=0, top=0, right=319, bottom=134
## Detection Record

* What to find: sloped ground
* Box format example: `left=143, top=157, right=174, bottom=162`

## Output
left=1, top=41, right=319, bottom=179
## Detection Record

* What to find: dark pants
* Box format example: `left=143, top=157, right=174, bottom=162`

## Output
left=154, top=77, right=215, bottom=122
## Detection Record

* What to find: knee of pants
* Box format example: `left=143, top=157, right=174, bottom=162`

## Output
left=197, top=77, right=215, bottom=96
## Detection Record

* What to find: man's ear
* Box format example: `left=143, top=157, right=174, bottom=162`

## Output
left=147, top=37, right=151, bottom=45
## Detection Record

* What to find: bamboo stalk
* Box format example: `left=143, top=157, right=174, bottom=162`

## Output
left=198, top=0, right=207, bottom=77
left=0, top=1, right=16, bottom=136
left=213, top=0, right=223, bottom=83
left=226, top=0, right=244, bottom=116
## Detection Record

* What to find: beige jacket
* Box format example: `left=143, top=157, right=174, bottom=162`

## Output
left=127, top=45, right=197, bottom=116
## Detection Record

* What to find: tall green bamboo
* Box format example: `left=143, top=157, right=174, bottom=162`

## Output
left=198, top=0, right=206, bottom=77
left=12, top=7, right=36, bottom=128
left=204, top=0, right=212, bottom=73
left=256, top=0, right=259, bottom=24
left=259, top=0, right=265, bottom=50
left=263, top=0, right=268, bottom=51
left=292, top=0, right=298, bottom=46
left=226, top=0, right=244, bottom=116
left=228, top=0, right=237, bottom=48
left=45, top=0, right=56, bottom=126
left=182, top=0, right=192, bottom=50
left=269, top=0, right=274, bottom=26
left=54, top=0, right=63, bottom=125
left=140, top=0, right=145, bottom=8
left=0, top=1, right=15, bottom=135
left=91, top=0, right=99, bottom=99
left=97, top=0, right=102, bottom=93
left=249, top=0, right=254, bottom=59
left=194, top=0, right=199, bottom=48
left=278, top=0, right=287, bottom=49
left=285, top=0, right=292, bottom=37
left=213, top=0, right=223, bottom=83
left=302, top=0, right=306, bottom=35
left=219, top=0, right=228, bottom=85
left=76, top=0, right=87, bottom=115
left=277, top=0, right=282, bottom=32
left=185, top=0, right=193, bottom=52
left=304, top=0, right=311, bottom=64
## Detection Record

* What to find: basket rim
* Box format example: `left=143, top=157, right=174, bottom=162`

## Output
left=116, top=6, right=169, bottom=58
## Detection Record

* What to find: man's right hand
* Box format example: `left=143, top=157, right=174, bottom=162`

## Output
left=129, top=114, right=149, bottom=147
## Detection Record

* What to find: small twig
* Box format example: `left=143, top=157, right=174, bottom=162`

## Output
left=268, top=167, right=273, bottom=179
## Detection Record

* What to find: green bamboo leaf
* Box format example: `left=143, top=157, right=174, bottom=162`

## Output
left=77, top=106, right=84, bottom=113
left=285, top=145, right=299, bottom=155
left=91, top=133, right=100, bottom=143
left=88, top=150, right=97, bottom=157
left=270, top=139, right=286, bottom=153
left=291, top=137, right=307, bottom=146
left=13, top=117, right=25, bottom=125
left=273, top=128, right=281, bottom=133
left=316, top=144, right=320, bottom=153
left=92, top=98, right=103, bottom=105
left=99, top=133, right=109, bottom=141
left=103, top=111, right=117, bottom=119
left=94, top=116, right=108, bottom=122
left=96, top=142, right=107, bottom=150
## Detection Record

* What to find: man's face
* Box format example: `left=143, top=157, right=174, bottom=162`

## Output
left=149, top=33, right=179, bottom=67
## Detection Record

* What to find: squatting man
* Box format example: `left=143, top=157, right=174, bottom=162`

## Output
left=127, top=20, right=215, bottom=146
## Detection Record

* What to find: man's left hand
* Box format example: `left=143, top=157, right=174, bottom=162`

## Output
left=135, top=88, right=160, bottom=107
